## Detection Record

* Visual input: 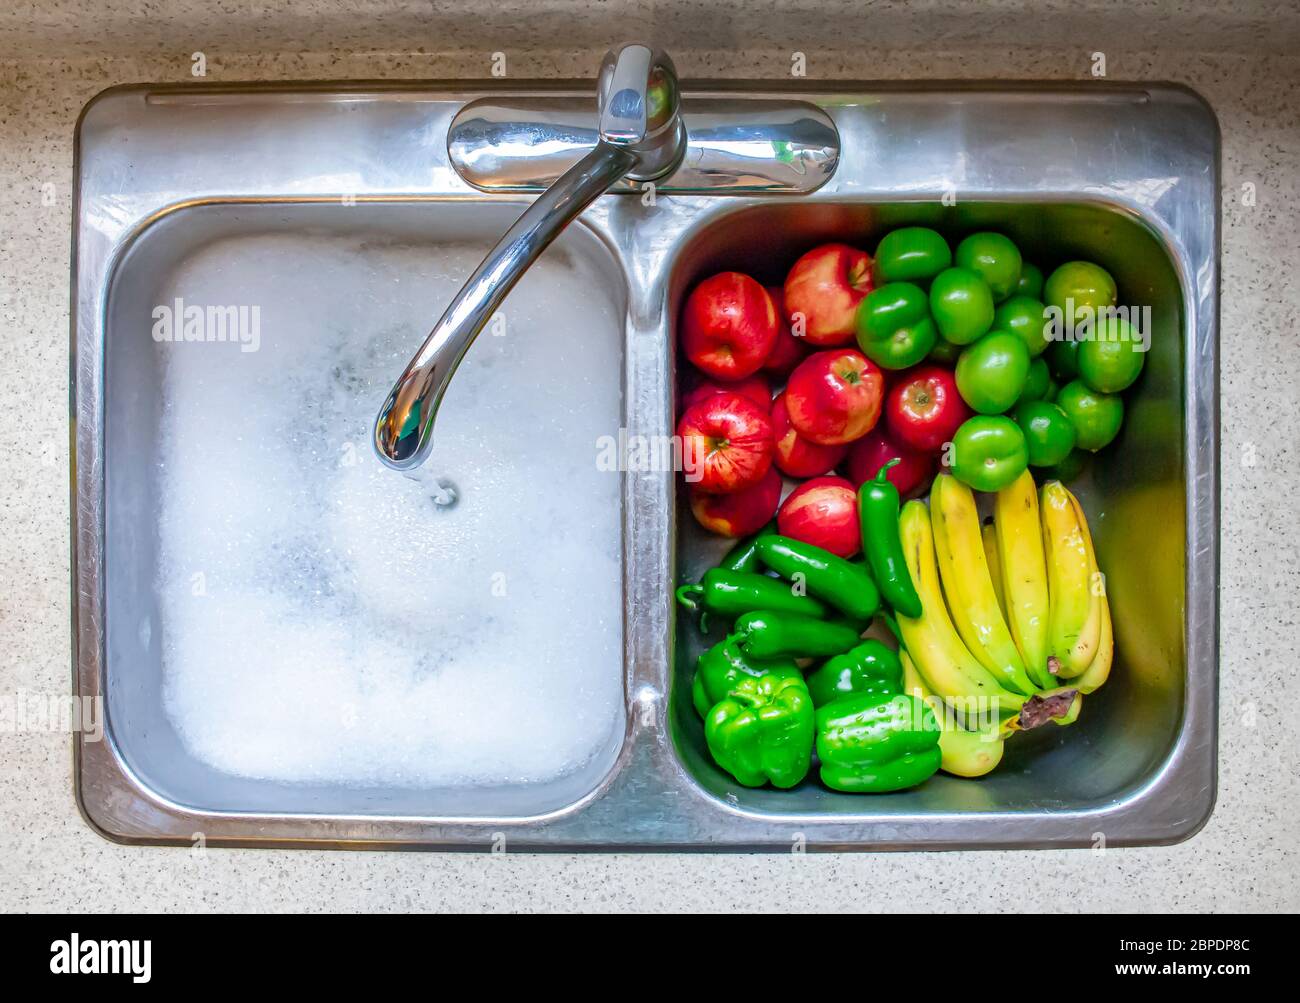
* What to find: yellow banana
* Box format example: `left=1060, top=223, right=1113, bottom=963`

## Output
left=1072, top=495, right=1114, bottom=695
left=1074, top=614, right=1112, bottom=694
left=981, top=518, right=1008, bottom=621
left=930, top=475, right=1038, bottom=697
left=994, top=470, right=1054, bottom=689
left=897, top=500, right=1026, bottom=723
left=1041, top=481, right=1102, bottom=678
left=901, top=650, right=1005, bottom=777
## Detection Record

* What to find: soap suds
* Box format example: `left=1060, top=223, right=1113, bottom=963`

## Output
left=153, top=230, right=624, bottom=787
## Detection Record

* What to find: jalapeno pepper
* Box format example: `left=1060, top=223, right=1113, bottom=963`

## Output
left=879, top=610, right=906, bottom=650
left=805, top=639, right=903, bottom=707
left=692, top=635, right=802, bottom=719
left=715, top=519, right=778, bottom=575
left=858, top=459, right=923, bottom=618
left=754, top=534, right=880, bottom=620
left=733, top=610, right=862, bottom=660
left=676, top=568, right=828, bottom=633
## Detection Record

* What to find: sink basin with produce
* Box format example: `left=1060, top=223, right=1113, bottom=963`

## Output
left=73, top=79, right=1218, bottom=849
left=671, top=200, right=1192, bottom=819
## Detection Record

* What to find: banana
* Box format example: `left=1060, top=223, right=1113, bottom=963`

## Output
left=929, top=475, right=1038, bottom=697
left=1074, top=614, right=1112, bottom=693
left=1041, top=481, right=1102, bottom=679
left=897, top=499, right=1026, bottom=723
left=981, top=518, right=1008, bottom=621
left=1072, top=494, right=1114, bottom=695
left=994, top=470, right=1055, bottom=689
left=901, top=650, right=1005, bottom=777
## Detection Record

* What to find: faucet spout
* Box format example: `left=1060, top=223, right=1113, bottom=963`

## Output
left=374, top=44, right=683, bottom=470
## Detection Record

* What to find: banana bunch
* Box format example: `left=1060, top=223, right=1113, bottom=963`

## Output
left=895, top=471, right=1113, bottom=777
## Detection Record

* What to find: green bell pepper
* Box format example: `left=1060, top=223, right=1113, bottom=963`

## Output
left=805, top=639, right=903, bottom=707
left=705, top=673, right=815, bottom=788
left=754, top=534, right=880, bottom=620
left=692, top=635, right=802, bottom=719
left=733, top=610, right=863, bottom=660
left=855, top=281, right=938, bottom=370
left=815, top=692, right=942, bottom=793
left=676, top=568, right=828, bottom=631
left=872, top=227, right=952, bottom=284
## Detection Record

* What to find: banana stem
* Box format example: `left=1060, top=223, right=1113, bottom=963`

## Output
left=1017, top=689, right=1080, bottom=729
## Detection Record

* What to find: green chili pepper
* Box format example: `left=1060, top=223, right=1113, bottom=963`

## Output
left=879, top=611, right=906, bottom=651
left=678, top=522, right=781, bottom=630
left=733, top=610, right=862, bottom=660
left=716, top=519, right=777, bottom=575
left=754, top=534, right=880, bottom=620
left=805, top=639, right=903, bottom=707
left=858, top=459, right=923, bottom=618
left=705, top=673, right=815, bottom=788
left=815, top=692, right=941, bottom=793
left=676, top=569, right=828, bottom=633
left=691, top=636, right=802, bottom=719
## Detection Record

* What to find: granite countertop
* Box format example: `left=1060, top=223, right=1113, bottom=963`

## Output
left=2, top=4, right=1299, bottom=910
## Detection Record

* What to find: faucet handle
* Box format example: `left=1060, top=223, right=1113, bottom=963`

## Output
left=597, top=44, right=684, bottom=180
left=598, top=44, right=654, bottom=144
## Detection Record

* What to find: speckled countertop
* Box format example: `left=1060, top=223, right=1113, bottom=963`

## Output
left=2, top=4, right=1299, bottom=911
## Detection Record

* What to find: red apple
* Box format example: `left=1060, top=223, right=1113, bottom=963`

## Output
left=777, top=475, right=861, bottom=558
left=784, top=348, right=884, bottom=446
left=845, top=427, right=936, bottom=499
left=690, top=467, right=781, bottom=538
left=771, top=392, right=848, bottom=478
left=680, top=372, right=772, bottom=415
left=675, top=391, right=774, bottom=494
left=681, top=272, right=779, bottom=380
left=783, top=243, right=873, bottom=347
left=886, top=365, right=971, bottom=454
left=761, top=285, right=806, bottom=377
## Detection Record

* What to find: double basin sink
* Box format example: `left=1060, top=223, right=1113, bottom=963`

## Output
left=72, top=80, right=1219, bottom=849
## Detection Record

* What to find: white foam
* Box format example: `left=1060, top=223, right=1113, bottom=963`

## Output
left=153, top=230, right=624, bottom=787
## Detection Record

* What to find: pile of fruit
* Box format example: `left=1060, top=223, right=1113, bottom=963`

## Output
left=675, top=227, right=1137, bottom=792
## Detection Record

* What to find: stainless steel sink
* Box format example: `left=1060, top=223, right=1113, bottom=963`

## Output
left=73, top=81, right=1219, bottom=849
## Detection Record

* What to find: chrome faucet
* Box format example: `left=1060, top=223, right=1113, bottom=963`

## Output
left=373, top=43, right=686, bottom=470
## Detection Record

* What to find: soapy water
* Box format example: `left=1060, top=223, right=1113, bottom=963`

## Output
left=154, top=231, right=624, bottom=787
